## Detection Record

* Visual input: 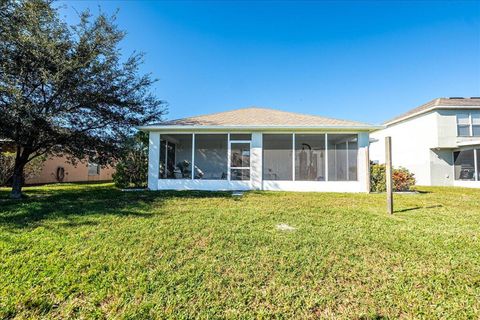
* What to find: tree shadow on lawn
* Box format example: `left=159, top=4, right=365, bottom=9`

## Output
left=0, top=186, right=233, bottom=230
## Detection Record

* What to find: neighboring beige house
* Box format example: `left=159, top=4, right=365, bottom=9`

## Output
left=0, top=140, right=115, bottom=185
left=140, top=107, right=380, bottom=192
left=26, top=155, right=115, bottom=185
left=370, top=97, right=480, bottom=188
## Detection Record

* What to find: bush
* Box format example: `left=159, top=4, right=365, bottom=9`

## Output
left=370, top=163, right=416, bottom=192
left=113, top=132, right=148, bottom=189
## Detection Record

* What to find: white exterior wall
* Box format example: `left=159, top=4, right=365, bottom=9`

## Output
left=147, top=131, right=370, bottom=192
left=370, top=108, right=480, bottom=187
left=370, top=112, right=439, bottom=186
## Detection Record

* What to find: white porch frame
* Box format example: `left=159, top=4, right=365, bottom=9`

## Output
left=148, top=131, right=370, bottom=192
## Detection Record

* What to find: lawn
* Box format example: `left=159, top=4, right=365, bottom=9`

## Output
left=0, top=183, right=479, bottom=319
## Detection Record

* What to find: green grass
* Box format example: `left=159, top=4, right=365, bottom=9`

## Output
left=0, top=183, right=479, bottom=319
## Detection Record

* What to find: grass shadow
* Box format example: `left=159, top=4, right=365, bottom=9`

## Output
left=0, top=184, right=234, bottom=230
left=395, top=204, right=443, bottom=213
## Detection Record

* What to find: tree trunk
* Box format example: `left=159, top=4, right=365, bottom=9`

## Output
left=10, top=147, right=29, bottom=199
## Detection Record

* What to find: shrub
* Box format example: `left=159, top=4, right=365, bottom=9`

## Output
left=370, top=163, right=416, bottom=192
left=113, top=132, right=148, bottom=189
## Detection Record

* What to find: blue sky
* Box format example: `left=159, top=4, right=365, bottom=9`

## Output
left=58, top=1, right=480, bottom=124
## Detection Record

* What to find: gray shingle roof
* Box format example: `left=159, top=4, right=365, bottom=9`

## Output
left=148, top=107, right=371, bottom=128
left=385, top=97, right=480, bottom=125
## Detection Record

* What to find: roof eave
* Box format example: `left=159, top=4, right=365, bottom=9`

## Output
left=385, top=105, right=480, bottom=126
left=137, top=124, right=384, bottom=132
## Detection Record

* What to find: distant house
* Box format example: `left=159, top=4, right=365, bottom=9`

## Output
left=0, top=140, right=114, bottom=185
left=140, top=107, right=380, bottom=192
left=26, top=155, right=115, bottom=185
left=370, top=97, right=480, bottom=188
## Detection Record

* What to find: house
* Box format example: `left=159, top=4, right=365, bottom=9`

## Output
left=25, top=155, right=115, bottom=185
left=139, top=107, right=380, bottom=192
left=0, top=140, right=114, bottom=185
left=370, top=97, right=480, bottom=188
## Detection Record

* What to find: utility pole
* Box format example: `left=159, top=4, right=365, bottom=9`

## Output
left=385, top=136, right=393, bottom=214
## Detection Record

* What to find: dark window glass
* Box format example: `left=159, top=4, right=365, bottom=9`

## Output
left=231, top=169, right=250, bottom=181
left=231, top=143, right=250, bottom=168
left=477, top=150, right=480, bottom=181
left=230, top=134, right=251, bottom=140
left=159, top=134, right=192, bottom=179
left=454, top=150, right=475, bottom=180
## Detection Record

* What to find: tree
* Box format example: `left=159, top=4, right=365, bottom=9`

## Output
left=112, top=131, right=148, bottom=189
left=0, top=0, right=165, bottom=198
left=0, top=151, right=45, bottom=186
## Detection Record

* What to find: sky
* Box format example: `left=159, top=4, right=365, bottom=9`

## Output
left=58, top=1, right=480, bottom=124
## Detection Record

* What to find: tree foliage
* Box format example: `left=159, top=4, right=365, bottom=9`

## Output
left=0, top=0, right=165, bottom=197
left=112, top=131, right=148, bottom=189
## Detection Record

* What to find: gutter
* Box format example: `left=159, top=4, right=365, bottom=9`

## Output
left=137, top=124, right=384, bottom=132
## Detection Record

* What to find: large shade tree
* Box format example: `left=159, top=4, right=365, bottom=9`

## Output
left=0, top=0, right=165, bottom=198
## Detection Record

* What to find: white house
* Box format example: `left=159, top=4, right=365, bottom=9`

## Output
left=370, top=97, right=480, bottom=188
left=140, top=107, right=380, bottom=192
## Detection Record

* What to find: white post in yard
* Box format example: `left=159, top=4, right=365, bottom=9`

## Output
left=385, top=136, right=393, bottom=214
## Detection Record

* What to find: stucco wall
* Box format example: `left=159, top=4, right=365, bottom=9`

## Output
left=370, top=109, right=480, bottom=187
left=370, top=112, right=439, bottom=186
left=26, top=155, right=115, bottom=185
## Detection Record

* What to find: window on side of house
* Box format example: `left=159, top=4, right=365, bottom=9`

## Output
left=453, top=149, right=475, bottom=181
left=159, top=134, right=193, bottom=179
left=472, top=113, right=480, bottom=136
left=88, top=163, right=100, bottom=176
left=263, top=134, right=293, bottom=181
left=194, top=134, right=228, bottom=180
left=457, top=113, right=471, bottom=137
left=327, top=134, right=358, bottom=181
left=294, top=134, right=325, bottom=181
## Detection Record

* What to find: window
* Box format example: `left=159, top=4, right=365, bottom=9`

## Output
left=457, top=113, right=470, bottom=136
left=327, top=134, right=358, bottom=181
left=454, top=149, right=475, bottom=180
left=263, top=134, right=293, bottom=180
left=159, top=134, right=192, bottom=179
left=230, top=142, right=250, bottom=180
left=295, top=134, right=325, bottom=181
left=194, top=134, right=228, bottom=180
left=88, top=163, right=100, bottom=176
left=472, top=113, right=480, bottom=136
left=457, top=112, right=480, bottom=137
